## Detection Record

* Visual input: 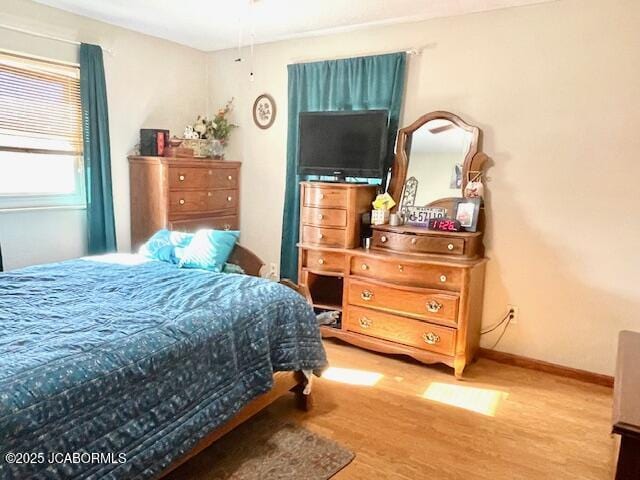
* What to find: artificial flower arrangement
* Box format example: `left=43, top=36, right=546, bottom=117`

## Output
left=187, top=98, right=238, bottom=146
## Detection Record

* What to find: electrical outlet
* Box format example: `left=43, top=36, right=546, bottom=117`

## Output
left=268, top=262, right=279, bottom=281
left=507, top=304, right=519, bottom=325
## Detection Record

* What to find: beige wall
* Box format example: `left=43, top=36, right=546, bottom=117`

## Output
left=0, top=0, right=208, bottom=268
left=0, top=0, right=637, bottom=374
left=208, top=0, right=640, bottom=375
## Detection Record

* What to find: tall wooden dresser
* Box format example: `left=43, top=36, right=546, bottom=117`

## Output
left=128, top=156, right=240, bottom=249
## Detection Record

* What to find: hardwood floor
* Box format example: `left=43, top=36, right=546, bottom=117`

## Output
left=178, top=340, right=616, bottom=479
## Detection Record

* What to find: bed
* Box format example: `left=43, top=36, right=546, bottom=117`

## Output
left=0, top=246, right=327, bottom=479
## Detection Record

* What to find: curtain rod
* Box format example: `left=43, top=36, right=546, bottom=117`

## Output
left=287, top=46, right=425, bottom=65
left=0, top=23, right=114, bottom=56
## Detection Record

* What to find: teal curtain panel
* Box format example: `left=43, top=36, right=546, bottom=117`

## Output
left=280, top=52, right=407, bottom=281
left=80, top=43, right=117, bottom=254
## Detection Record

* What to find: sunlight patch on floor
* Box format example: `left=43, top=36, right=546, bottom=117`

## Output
left=422, top=382, right=509, bottom=416
left=321, top=367, right=383, bottom=386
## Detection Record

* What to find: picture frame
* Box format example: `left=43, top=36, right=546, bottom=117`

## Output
left=252, top=93, right=276, bottom=129
left=454, top=198, right=481, bottom=232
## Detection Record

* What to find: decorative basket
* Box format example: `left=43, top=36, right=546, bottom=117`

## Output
left=181, top=139, right=211, bottom=157
left=180, top=139, right=225, bottom=159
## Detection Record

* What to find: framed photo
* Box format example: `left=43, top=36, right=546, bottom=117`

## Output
left=252, top=93, right=276, bottom=129
left=405, top=206, right=447, bottom=227
left=455, top=198, right=481, bottom=232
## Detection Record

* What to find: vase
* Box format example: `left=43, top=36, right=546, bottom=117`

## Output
left=210, top=139, right=225, bottom=159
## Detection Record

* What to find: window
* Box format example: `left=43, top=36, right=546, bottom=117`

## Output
left=0, top=51, right=84, bottom=209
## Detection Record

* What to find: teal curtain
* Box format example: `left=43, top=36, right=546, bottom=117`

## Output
left=80, top=43, right=117, bottom=254
left=280, top=52, right=406, bottom=281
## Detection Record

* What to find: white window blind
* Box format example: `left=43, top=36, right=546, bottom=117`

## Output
left=0, top=51, right=84, bottom=208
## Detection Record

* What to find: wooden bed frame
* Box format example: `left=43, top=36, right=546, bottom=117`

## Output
left=159, top=244, right=314, bottom=478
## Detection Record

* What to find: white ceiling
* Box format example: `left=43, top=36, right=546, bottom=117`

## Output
left=34, top=0, right=555, bottom=52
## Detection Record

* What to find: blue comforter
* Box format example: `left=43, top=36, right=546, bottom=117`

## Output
left=0, top=255, right=327, bottom=479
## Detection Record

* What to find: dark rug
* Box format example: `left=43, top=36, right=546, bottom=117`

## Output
left=168, top=412, right=355, bottom=479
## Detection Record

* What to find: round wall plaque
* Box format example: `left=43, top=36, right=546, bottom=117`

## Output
left=252, top=93, right=276, bottom=129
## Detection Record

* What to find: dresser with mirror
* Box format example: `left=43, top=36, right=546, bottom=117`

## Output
left=298, top=111, right=489, bottom=378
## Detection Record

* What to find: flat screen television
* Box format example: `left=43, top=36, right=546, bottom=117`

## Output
left=298, top=110, right=388, bottom=178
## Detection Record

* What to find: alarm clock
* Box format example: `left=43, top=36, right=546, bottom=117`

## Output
left=428, top=218, right=463, bottom=232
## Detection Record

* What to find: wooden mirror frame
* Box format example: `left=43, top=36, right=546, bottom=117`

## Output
left=388, top=111, right=485, bottom=210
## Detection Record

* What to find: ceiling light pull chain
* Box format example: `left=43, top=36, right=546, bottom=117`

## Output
left=249, top=0, right=256, bottom=81
left=234, top=8, right=243, bottom=63
left=249, top=34, right=255, bottom=81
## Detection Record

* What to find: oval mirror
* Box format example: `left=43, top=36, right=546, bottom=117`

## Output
left=388, top=111, right=480, bottom=214
left=403, top=118, right=474, bottom=206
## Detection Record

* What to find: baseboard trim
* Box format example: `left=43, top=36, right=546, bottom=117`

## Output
left=478, top=348, right=614, bottom=388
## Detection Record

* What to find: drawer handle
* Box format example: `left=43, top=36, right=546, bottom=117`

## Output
left=380, top=235, right=388, bottom=243
left=227, top=175, right=233, bottom=180
left=439, top=275, right=447, bottom=283
left=223, top=224, right=231, bottom=231
left=426, top=300, right=443, bottom=313
left=423, top=332, right=440, bottom=345
left=318, top=258, right=325, bottom=265
left=411, top=238, right=417, bottom=245
left=179, top=174, right=185, bottom=181
left=208, top=192, right=212, bottom=197
left=360, top=290, right=374, bottom=301
left=227, top=196, right=232, bottom=202
left=447, top=243, right=454, bottom=251
left=179, top=199, right=185, bottom=205
left=319, top=233, right=324, bottom=239
left=361, top=263, right=369, bottom=271
left=398, top=265, right=404, bottom=272
left=318, top=214, right=324, bottom=220
left=319, top=193, right=325, bottom=200
left=359, top=317, right=372, bottom=329
left=208, top=170, right=213, bottom=175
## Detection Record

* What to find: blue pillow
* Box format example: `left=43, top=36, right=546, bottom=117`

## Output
left=178, top=229, right=239, bottom=272
left=139, top=229, right=194, bottom=264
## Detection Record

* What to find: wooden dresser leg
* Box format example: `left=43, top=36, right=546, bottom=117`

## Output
left=454, top=357, right=466, bottom=380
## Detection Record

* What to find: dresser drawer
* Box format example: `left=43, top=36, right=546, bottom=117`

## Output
left=207, top=189, right=238, bottom=210
left=350, top=255, right=463, bottom=291
left=373, top=230, right=465, bottom=256
left=301, top=206, right=347, bottom=228
left=344, top=305, right=456, bottom=356
left=303, top=249, right=345, bottom=273
left=169, top=215, right=238, bottom=232
left=346, top=278, right=458, bottom=325
left=301, top=225, right=346, bottom=247
left=169, top=189, right=238, bottom=214
left=169, top=166, right=238, bottom=190
left=303, top=185, right=347, bottom=208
